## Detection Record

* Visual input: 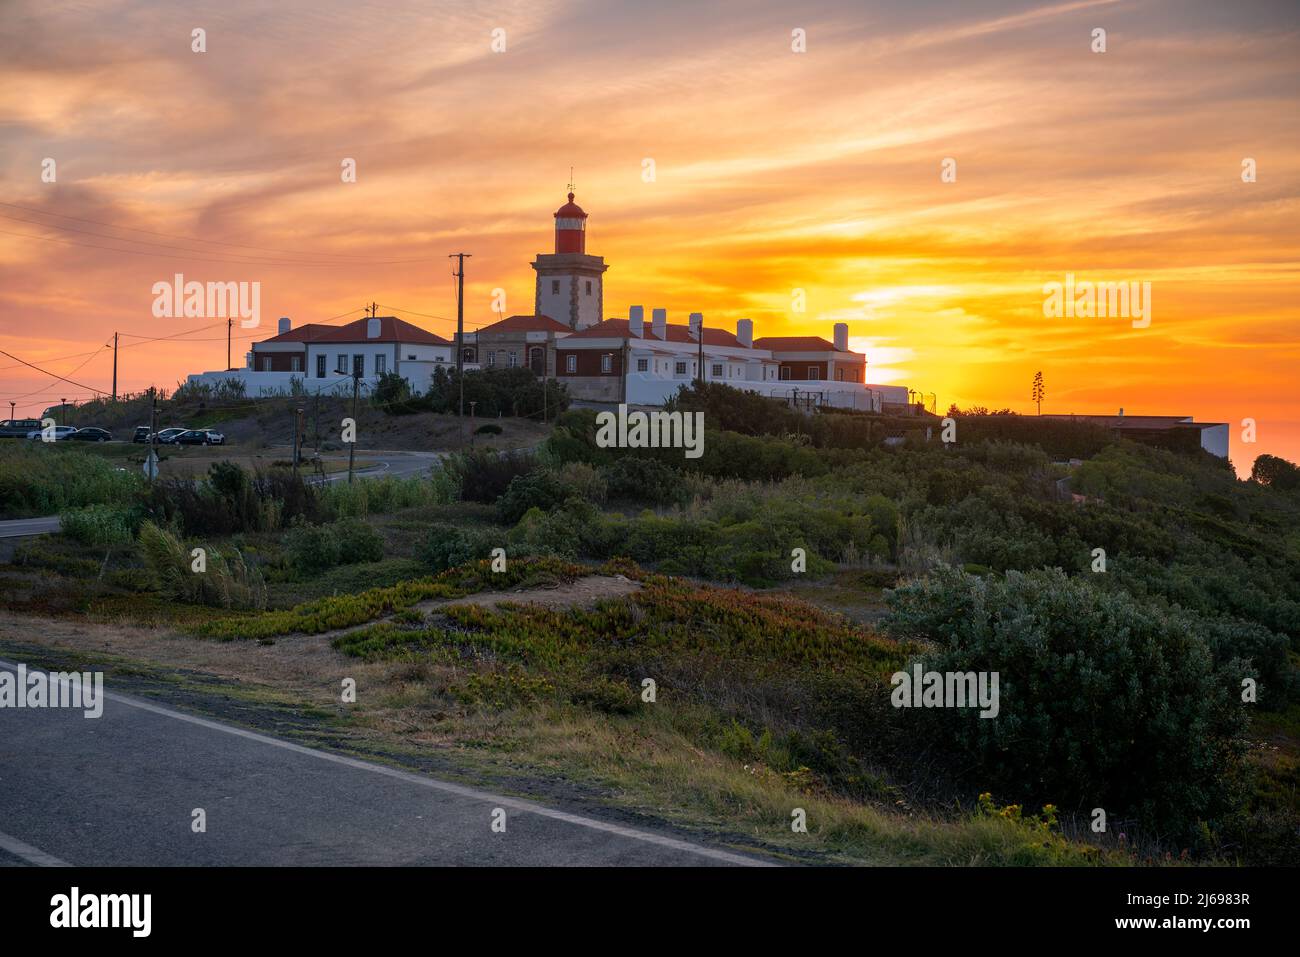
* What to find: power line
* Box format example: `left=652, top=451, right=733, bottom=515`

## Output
left=0, top=349, right=107, bottom=395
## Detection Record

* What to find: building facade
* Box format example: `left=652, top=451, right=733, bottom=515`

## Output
left=458, top=313, right=572, bottom=378
left=187, top=315, right=455, bottom=396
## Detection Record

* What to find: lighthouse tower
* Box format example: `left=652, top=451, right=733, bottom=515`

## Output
left=531, top=191, right=608, bottom=330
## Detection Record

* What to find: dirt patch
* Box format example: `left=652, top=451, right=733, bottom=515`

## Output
left=422, top=574, right=639, bottom=613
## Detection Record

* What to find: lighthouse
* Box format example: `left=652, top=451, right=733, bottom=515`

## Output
left=532, top=191, right=608, bottom=330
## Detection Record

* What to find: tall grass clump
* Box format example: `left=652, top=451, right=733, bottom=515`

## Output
left=137, top=520, right=267, bottom=609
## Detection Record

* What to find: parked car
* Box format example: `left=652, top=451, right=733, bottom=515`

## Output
left=152, top=428, right=189, bottom=444
left=0, top=418, right=42, bottom=439
left=175, top=429, right=225, bottom=446
left=26, top=426, right=78, bottom=441
left=66, top=427, right=112, bottom=442
left=132, top=426, right=151, bottom=443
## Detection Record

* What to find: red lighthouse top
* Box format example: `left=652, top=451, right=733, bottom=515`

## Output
left=554, top=192, right=587, bottom=254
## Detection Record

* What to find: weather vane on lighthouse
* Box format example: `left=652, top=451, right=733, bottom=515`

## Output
left=567, top=167, right=575, bottom=195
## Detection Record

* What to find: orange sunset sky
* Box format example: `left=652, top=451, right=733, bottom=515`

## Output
left=1, top=0, right=1297, bottom=472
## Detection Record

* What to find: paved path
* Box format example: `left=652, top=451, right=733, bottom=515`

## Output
left=0, top=660, right=767, bottom=867
left=0, top=517, right=59, bottom=540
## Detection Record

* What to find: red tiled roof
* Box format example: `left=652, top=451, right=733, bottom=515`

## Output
left=475, top=314, right=571, bottom=335
left=563, top=318, right=743, bottom=348
left=753, top=335, right=849, bottom=353
left=258, top=316, right=452, bottom=347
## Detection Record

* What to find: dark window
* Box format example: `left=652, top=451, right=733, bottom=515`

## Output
left=352, top=355, right=364, bottom=377
left=337, top=354, right=347, bottom=373
left=316, top=355, right=326, bottom=378
left=261, top=357, right=272, bottom=372
left=779, top=367, right=791, bottom=380
left=600, top=354, right=613, bottom=373
left=375, top=354, right=386, bottom=376
left=636, top=358, right=648, bottom=372
left=565, top=355, right=577, bottom=373
left=551, top=280, right=560, bottom=295
left=585, top=280, right=592, bottom=295
left=711, top=363, right=723, bottom=377
left=674, top=361, right=687, bottom=376
left=807, top=367, right=820, bottom=380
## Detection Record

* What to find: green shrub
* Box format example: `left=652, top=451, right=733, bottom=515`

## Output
left=601, top=456, right=688, bottom=505
left=474, top=423, right=503, bottom=435
left=60, top=504, right=136, bottom=546
left=422, top=522, right=493, bottom=571
left=883, top=565, right=1248, bottom=838
left=496, top=469, right=572, bottom=524
left=284, top=517, right=385, bottom=575
left=0, top=442, right=140, bottom=518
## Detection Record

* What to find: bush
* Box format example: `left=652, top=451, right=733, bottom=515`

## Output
left=474, top=423, right=503, bottom=436
left=601, top=456, right=688, bottom=505
left=0, top=442, right=140, bottom=518
left=284, top=517, right=384, bottom=575
left=496, top=469, right=572, bottom=524
left=444, top=448, right=537, bottom=504
left=422, top=522, right=493, bottom=572
left=883, top=566, right=1248, bottom=838
left=59, top=504, right=136, bottom=546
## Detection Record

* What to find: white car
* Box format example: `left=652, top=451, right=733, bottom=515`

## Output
left=26, top=426, right=78, bottom=441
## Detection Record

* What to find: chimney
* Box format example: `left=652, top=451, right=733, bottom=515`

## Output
left=833, top=322, right=849, bottom=352
left=651, top=308, right=666, bottom=340
left=1118, top=407, right=1124, bottom=418
left=367, top=317, right=381, bottom=339
left=736, top=318, right=753, bottom=348
left=278, top=317, right=292, bottom=335
left=688, top=312, right=703, bottom=341
left=629, top=305, right=644, bottom=338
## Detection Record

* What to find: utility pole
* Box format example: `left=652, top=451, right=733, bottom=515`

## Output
left=149, top=388, right=159, bottom=484
left=112, top=332, right=118, bottom=401
left=9, top=401, right=15, bottom=421
left=449, top=253, right=471, bottom=419
left=226, top=319, right=233, bottom=371
left=292, top=408, right=305, bottom=474
left=60, top=398, right=67, bottom=426
left=347, top=369, right=360, bottom=484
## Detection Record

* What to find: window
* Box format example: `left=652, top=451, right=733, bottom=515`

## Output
left=337, top=354, right=347, bottom=373
left=806, top=367, right=820, bottom=380
left=261, top=357, right=272, bottom=372
left=711, top=363, right=723, bottom=378
left=316, top=355, right=326, bottom=378
left=506, top=351, right=517, bottom=368
left=291, top=355, right=302, bottom=372
left=462, top=348, right=475, bottom=363
left=779, top=367, right=791, bottom=380
left=352, top=355, right=364, bottom=378
left=636, top=358, right=648, bottom=372
left=487, top=351, right=496, bottom=367
left=585, top=280, right=592, bottom=295
left=674, top=361, right=687, bottom=376
left=565, top=355, right=577, bottom=373
left=375, top=354, right=386, bottom=376
left=551, top=280, right=560, bottom=295
left=407, top=354, right=416, bottom=360
left=600, top=354, right=612, bottom=373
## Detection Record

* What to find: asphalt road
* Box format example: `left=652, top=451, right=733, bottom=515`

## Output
left=0, top=517, right=60, bottom=540
left=0, top=660, right=766, bottom=867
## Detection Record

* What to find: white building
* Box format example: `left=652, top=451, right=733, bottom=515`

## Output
left=187, top=315, right=455, bottom=396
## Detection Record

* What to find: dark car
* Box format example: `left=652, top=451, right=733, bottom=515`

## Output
left=67, top=427, right=112, bottom=442
left=153, top=428, right=189, bottom=444
left=0, top=418, right=43, bottom=439
left=132, top=426, right=151, bottom=443
left=175, top=429, right=224, bottom=446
